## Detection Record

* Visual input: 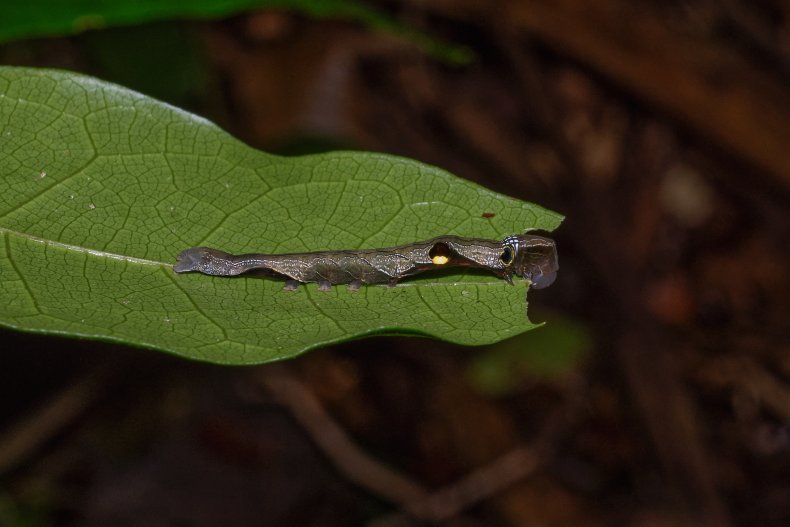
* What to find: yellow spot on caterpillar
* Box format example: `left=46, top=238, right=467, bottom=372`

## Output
left=432, top=255, right=449, bottom=265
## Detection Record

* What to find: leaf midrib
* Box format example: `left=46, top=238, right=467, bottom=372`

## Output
left=0, top=226, right=166, bottom=267
left=0, top=226, right=531, bottom=288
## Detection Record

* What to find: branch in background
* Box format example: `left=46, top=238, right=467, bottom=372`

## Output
left=255, top=365, right=546, bottom=523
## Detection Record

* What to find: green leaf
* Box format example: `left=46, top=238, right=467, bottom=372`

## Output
left=0, top=67, right=562, bottom=364
left=0, top=0, right=358, bottom=42
left=0, top=0, right=472, bottom=65
left=467, top=315, right=591, bottom=397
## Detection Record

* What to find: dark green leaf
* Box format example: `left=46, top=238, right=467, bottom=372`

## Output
left=0, top=0, right=472, bottom=64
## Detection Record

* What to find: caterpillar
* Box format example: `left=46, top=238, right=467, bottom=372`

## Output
left=174, top=234, right=558, bottom=292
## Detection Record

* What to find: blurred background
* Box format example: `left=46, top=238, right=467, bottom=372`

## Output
left=1, top=1, right=789, bottom=526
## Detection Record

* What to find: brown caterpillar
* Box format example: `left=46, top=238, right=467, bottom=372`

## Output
left=174, top=234, right=558, bottom=292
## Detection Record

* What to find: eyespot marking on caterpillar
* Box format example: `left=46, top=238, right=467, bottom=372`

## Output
left=500, top=245, right=514, bottom=265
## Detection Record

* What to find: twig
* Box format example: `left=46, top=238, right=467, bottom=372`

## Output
left=256, top=365, right=428, bottom=507
left=255, top=365, right=546, bottom=523
left=369, top=446, right=540, bottom=527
